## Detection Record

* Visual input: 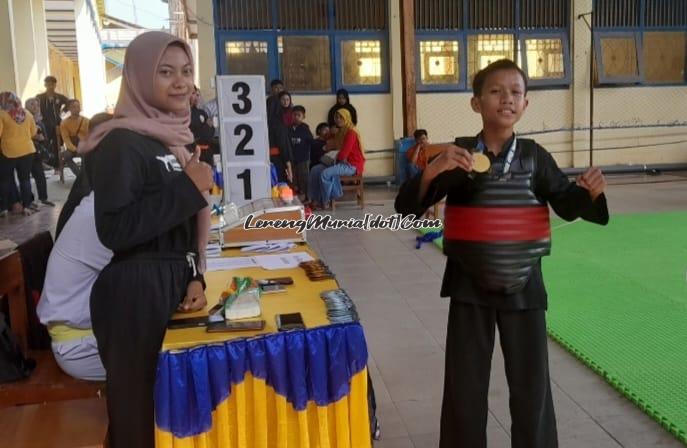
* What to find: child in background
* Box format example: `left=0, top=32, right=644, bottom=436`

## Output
left=289, top=105, right=313, bottom=202
left=406, top=129, right=430, bottom=178
left=310, top=122, right=329, bottom=170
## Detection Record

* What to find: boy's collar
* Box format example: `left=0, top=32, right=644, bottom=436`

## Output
left=475, top=131, right=516, bottom=156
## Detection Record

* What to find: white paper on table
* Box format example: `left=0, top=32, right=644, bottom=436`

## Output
left=206, top=256, right=258, bottom=272
left=253, top=252, right=314, bottom=270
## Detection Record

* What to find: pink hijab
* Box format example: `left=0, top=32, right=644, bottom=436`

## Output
left=79, top=31, right=210, bottom=273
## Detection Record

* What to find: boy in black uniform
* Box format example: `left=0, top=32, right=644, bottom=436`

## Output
left=395, top=59, right=609, bottom=448
left=289, top=105, right=313, bottom=201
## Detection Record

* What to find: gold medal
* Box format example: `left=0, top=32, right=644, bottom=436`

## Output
left=472, top=153, right=491, bottom=173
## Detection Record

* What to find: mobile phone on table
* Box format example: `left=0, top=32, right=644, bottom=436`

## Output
left=258, top=277, right=294, bottom=286
left=276, top=313, right=305, bottom=331
left=206, top=320, right=265, bottom=333
left=260, top=284, right=287, bottom=294
left=168, top=316, right=208, bottom=329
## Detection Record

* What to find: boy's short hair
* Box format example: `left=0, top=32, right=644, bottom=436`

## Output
left=292, top=105, right=306, bottom=114
left=44, top=76, right=57, bottom=84
left=315, top=122, right=329, bottom=134
left=413, top=129, right=428, bottom=140
left=270, top=79, right=284, bottom=87
left=472, top=59, right=527, bottom=96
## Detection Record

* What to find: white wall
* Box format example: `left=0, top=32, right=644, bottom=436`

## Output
left=75, top=0, right=107, bottom=115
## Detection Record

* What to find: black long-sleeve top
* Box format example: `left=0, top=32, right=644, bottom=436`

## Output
left=395, top=135, right=609, bottom=310
left=189, top=106, right=214, bottom=147
left=89, top=128, right=207, bottom=259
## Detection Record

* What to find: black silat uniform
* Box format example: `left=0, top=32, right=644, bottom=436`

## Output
left=395, top=134, right=609, bottom=448
left=89, top=128, right=207, bottom=448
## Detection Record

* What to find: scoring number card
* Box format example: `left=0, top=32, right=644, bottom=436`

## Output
left=220, top=118, right=269, bottom=165
left=216, top=76, right=270, bottom=206
left=225, top=164, right=271, bottom=205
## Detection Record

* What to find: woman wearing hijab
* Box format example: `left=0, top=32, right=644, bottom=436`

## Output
left=0, top=92, right=38, bottom=216
left=78, top=31, right=213, bottom=448
left=308, top=108, right=365, bottom=209
left=327, top=88, right=358, bottom=127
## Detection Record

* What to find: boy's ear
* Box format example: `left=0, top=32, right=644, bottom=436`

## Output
left=470, top=96, right=481, bottom=113
left=522, top=97, right=529, bottom=113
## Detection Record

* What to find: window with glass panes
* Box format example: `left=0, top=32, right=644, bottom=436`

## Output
left=214, top=0, right=389, bottom=93
left=593, top=0, right=687, bottom=85
left=414, top=0, right=570, bottom=91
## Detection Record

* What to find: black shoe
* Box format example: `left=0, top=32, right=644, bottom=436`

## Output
left=41, top=200, right=55, bottom=207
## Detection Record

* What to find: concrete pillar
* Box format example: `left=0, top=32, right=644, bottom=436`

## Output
left=196, top=0, right=217, bottom=100
left=389, top=0, right=404, bottom=140
left=571, top=0, right=593, bottom=168
left=12, top=0, right=41, bottom=100
left=0, top=0, right=18, bottom=93
left=32, top=0, right=51, bottom=84
left=74, top=0, right=107, bottom=115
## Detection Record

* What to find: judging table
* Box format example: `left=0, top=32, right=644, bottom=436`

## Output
left=154, top=246, right=371, bottom=448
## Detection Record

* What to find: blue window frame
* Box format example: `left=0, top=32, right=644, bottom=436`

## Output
left=592, top=0, right=687, bottom=86
left=520, top=31, right=571, bottom=87
left=414, top=0, right=571, bottom=92
left=415, top=33, right=466, bottom=92
left=213, top=0, right=389, bottom=94
left=594, top=31, right=643, bottom=85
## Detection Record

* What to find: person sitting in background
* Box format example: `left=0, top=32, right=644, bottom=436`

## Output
left=406, top=129, right=430, bottom=178
left=289, top=105, right=313, bottom=202
left=0, top=91, right=38, bottom=216
left=308, top=109, right=365, bottom=210
left=310, top=122, right=330, bottom=170
left=59, top=99, right=89, bottom=176
left=327, top=88, right=358, bottom=127
left=24, top=97, right=54, bottom=207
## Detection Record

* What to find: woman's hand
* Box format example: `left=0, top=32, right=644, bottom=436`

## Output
left=177, top=280, right=207, bottom=313
left=184, top=146, right=213, bottom=192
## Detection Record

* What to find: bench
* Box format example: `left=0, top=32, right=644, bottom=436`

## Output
left=332, top=175, right=365, bottom=210
left=0, top=250, right=105, bottom=408
left=0, top=397, right=108, bottom=447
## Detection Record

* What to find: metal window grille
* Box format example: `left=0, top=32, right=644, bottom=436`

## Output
left=520, top=0, right=568, bottom=29
left=216, top=0, right=272, bottom=30
left=276, top=0, right=329, bottom=30
left=334, top=0, right=387, bottom=30
left=467, top=0, right=515, bottom=30
left=593, top=0, right=640, bottom=28
left=644, top=0, right=687, bottom=27
left=414, top=0, right=463, bottom=30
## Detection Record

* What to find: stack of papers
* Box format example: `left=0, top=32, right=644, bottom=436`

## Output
left=206, top=251, right=315, bottom=272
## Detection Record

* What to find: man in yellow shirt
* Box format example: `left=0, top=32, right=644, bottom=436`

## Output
left=0, top=92, right=37, bottom=216
left=60, top=99, right=89, bottom=176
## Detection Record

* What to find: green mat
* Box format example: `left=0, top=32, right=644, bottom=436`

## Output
left=418, top=212, right=687, bottom=443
